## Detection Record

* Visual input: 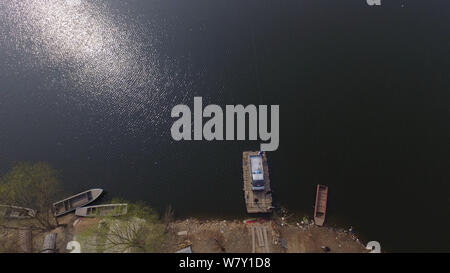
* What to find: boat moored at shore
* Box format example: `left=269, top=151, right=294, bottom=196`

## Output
left=75, top=203, right=128, bottom=217
left=314, top=184, right=328, bottom=226
left=243, top=151, right=273, bottom=213
left=53, top=189, right=103, bottom=217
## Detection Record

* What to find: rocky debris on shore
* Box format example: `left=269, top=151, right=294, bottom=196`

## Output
left=163, top=218, right=368, bottom=253
left=1, top=213, right=368, bottom=253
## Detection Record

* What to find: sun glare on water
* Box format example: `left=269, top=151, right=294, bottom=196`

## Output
left=0, top=0, right=177, bottom=131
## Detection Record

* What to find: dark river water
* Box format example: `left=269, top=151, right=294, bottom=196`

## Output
left=0, top=0, right=449, bottom=252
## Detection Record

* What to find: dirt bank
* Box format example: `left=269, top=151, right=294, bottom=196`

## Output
left=163, top=218, right=368, bottom=253
left=1, top=215, right=368, bottom=253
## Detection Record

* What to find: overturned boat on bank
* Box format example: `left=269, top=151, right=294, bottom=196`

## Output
left=0, top=205, right=36, bottom=219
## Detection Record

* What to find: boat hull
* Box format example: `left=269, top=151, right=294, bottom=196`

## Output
left=75, top=204, right=128, bottom=217
left=314, top=184, right=328, bottom=226
left=53, top=189, right=103, bottom=217
left=0, top=205, right=36, bottom=219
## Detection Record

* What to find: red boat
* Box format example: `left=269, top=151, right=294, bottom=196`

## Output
left=314, top=184, right=328, bottom=226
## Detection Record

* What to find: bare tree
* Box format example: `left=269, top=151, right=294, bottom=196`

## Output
left=0, top=162, right=61, bottom=230
left=78, top=201, right=165, bottom=253
left=162, top=204, right=174, bottom=232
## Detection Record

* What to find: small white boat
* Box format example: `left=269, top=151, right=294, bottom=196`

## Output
left=75, top=203, right=128, bottom=217
left=0, top=205, right=36, bottom=219
left=249, top=154, right=265, bottom=191
left=53, top=189, right=103, bottom=217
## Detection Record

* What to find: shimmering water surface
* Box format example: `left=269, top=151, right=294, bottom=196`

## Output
left=0, top=0, right=449, bottom=252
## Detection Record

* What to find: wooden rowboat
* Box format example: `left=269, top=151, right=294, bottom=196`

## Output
left=75, top=203, right=128, bottom=217
left=0, top=205, right=36, bottom=219
left=314, top=184, right=328, bottom=226
left=53, top=189, right=103, bottom=217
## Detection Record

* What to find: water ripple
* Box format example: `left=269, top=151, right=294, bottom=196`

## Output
left=0, top=0, right=188, bottom=135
